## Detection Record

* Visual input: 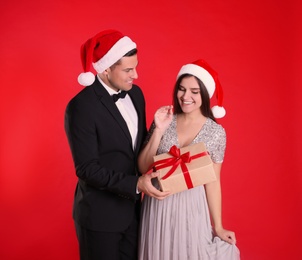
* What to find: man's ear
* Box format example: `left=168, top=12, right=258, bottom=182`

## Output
left=103, top=67, right=112, bottom=76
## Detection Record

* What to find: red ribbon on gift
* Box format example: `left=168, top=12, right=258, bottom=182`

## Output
left=147, top=145, right=209, bottom=189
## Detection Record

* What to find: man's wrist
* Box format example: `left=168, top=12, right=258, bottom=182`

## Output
left=136, top=185, right=141, bottom=194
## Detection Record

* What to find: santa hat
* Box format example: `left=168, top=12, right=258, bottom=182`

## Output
left=177, top=59, right=226, bottom=118
left=78, top=29, right=137, bottom=86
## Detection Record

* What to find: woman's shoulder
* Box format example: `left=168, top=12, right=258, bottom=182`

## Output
left=205, top=118, right=226, bottom=135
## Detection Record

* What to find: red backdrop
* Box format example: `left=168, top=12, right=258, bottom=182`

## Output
left=1, top=0, right=301, bottom=259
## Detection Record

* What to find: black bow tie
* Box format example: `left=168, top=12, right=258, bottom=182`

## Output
left=112, top=91, right=127, bottom=102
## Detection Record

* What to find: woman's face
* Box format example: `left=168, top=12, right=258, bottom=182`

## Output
left=177, top=76, right=202, bottom=114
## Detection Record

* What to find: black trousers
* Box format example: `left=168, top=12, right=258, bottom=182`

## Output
left=75, top=216, right=138, bottom=260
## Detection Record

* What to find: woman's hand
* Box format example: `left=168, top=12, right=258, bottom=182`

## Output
left=214, top=227, right=237, bottom=245
left=154, top=105, right=173, bottom=133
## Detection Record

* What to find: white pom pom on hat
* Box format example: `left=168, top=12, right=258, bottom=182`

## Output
left=78, top=29, right=137, bottom=86
left=212, top=105, right=226, bottom=118
left=78, top=72, right=95, bottom=86
left=177, top=59, right=226, bottom=118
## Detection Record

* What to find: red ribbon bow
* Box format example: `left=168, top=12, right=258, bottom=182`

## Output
left=147, top=145, right=209, bottom=189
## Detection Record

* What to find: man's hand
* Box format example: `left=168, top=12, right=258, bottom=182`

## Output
left=137, top=172, right=170, bottom=200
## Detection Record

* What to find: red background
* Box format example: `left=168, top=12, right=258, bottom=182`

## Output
left=1, top=0, right=301, bottom=259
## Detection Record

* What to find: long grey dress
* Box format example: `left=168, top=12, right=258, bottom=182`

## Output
left=138, top=116, right=240, bottom=260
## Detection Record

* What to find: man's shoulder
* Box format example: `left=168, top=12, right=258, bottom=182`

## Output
left=129, top=84, right=143, bottom=96
left=66, top=85, right=97, bottom=110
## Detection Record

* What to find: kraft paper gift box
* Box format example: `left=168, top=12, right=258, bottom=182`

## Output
left=151, top=142, right=217, bottom=194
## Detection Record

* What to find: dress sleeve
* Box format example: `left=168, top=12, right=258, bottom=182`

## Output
left=208, top=125, right=226, bottom=164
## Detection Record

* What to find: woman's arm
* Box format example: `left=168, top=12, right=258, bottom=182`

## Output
left=138, top=105, right=173, bottom=174
left=205, top=163, right=237, bottom=244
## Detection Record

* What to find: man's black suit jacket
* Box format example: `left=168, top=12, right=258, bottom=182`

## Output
left=65, top=78, right=147, bottom=232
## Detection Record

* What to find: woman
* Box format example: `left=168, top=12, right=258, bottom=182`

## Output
left=138, top=59, right=240, bottom=259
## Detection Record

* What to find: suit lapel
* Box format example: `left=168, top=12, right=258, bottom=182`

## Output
left=128, top=87, right=144, bottom=155
left=92, top=80, right=133, bottom=146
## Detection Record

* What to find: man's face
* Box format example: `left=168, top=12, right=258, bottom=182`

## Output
left=104, top=54, right=138, bottom=92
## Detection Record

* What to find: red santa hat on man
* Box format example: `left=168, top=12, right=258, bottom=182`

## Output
left=77, top=29, right=137, bottom=86
left=177, top=59, right=226, bottom=118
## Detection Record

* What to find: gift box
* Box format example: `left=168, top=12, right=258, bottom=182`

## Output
left=151, top=142, right=217, bottom=194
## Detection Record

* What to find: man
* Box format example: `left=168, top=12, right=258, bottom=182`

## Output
left=64, top=30, right=169, bottom=260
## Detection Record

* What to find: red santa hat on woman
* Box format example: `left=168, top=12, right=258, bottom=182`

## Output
left=78, top=29, right=137, bottom=86
left=177, top=59, right=226, bottom=118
